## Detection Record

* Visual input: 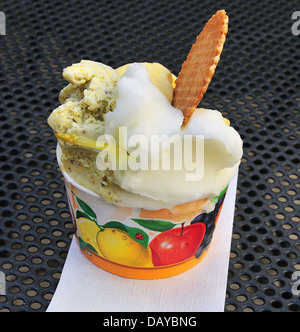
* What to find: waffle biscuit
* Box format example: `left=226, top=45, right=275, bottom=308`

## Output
left=172, top=10, right=228, bottom=126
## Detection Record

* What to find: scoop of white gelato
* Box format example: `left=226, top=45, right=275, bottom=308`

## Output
left=104, top=63, right=243, bottom=206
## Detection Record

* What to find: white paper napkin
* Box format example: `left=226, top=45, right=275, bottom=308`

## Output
left=46, top=173, right=238, bottom=312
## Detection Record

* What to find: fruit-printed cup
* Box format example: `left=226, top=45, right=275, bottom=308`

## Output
left=58, top=148, right=229, bottom=280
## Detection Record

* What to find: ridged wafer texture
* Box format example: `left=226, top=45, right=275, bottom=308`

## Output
left=172, top=10, right=228, bottom=127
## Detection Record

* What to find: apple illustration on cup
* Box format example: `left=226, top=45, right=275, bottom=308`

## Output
left=149, top=223, right=206, bottom=266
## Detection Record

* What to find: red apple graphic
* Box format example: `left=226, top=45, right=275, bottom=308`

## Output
left=149, top=223, right=206, bottom=266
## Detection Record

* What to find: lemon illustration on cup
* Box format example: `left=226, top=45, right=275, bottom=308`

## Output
left=77, top=217, right=103, bottom=257
left=72, top=192, right=153, bottom=267
left=97, top=221, right=153, bottom=267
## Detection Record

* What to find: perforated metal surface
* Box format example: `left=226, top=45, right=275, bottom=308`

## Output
left=0, top=0, right=299, bottom=312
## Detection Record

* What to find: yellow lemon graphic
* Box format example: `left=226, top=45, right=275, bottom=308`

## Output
left=96, top=228, right=153, bottom=267
left=77, top=218, right=103, bottom=257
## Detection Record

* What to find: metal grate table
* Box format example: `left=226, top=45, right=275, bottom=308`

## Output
left=0, top=0, right=299, bottom=312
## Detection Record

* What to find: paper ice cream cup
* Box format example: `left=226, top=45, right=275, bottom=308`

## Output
left=58, top=148, right=230, bottom=280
